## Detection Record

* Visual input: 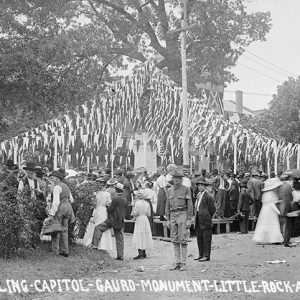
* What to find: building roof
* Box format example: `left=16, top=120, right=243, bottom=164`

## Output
left=223, top=100, right=256, bottom=117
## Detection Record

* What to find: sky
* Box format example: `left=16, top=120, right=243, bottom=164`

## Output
left=225, top=0, right=300, bottom=111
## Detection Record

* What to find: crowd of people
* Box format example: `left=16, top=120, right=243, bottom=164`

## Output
left=1, top=159, right=300, bottom=270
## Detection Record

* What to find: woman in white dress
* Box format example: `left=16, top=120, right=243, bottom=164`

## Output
left=132, top=191, right=153, bottom=259
left=83, top=177, right=113, bottom=251
left=252, top=177, right=284, bottom=244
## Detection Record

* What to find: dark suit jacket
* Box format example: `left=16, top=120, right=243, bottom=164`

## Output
left=213, top=177, right=229, bottom=192
left=278, top=182, right=293, bottom=216
left=195, top=190, right=216, bottom=229
left=107, top=193, right=127, bottom=230
left=247, top=178, right=263, bottom=201
left=237, top=189, right=252, bottom=212
left=229, top=179, right=240, bottom=209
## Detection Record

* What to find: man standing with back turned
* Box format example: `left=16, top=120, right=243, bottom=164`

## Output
left=165, top=168, right=193, bottom=271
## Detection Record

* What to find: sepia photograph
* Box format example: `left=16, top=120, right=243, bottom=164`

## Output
left=0, top=0, right=300, bottom=299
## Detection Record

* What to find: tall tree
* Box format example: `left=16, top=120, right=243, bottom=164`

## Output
left=0, top=0, right=272, bottom=141
left=240, top=77, right=300, bottom=144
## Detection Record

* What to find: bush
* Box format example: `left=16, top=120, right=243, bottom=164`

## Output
left=0, top=174, right=23, bottom=258
left=0, top=173, right=48, bottom=258
left=66, top=180, right=99, bottom=241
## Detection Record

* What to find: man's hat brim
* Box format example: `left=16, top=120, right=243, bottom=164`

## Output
left=196, top=180, right=211, bottom=186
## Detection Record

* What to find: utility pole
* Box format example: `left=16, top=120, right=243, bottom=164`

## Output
left=181, top=0, right=189, bottom=166
left=168, top=0, right=198, bottom=166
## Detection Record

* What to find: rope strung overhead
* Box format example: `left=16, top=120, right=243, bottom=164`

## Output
left=0, top=60, right=297, bottom=165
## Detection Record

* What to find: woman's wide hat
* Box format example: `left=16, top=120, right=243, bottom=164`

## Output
left=261, top=177, right=282, bottom=192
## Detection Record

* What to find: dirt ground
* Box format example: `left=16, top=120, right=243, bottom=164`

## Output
left=1, top=231, right=300, bottom=300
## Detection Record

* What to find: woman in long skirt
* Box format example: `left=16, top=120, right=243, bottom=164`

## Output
left=252, top=178, right=283, bottom=244
left=132, top=191, right=153, bottom=259
left=156, top=171, right=167, bottom=221
left=83, top=178, right=113, bottom=251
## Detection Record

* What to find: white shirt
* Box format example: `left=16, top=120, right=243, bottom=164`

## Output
left=49, top=185, right=74, bottom=216
left=18, top=177, right=41, bottom=198
left=196, top=190, right=206, bottom=212
left=156, top=175, right=167, bottom=188
left=182, top=177, right=192, bottom=188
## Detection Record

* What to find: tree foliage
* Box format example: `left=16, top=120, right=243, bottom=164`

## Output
left=240, top=77, right=300, bottom=144
left=0, top=0, right=272, bottom=141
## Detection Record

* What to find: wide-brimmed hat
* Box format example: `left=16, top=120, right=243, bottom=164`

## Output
left=125, top=171, right=135, bottom=178
left=23, top=162, right=36, bottom=171
left=172, top=168, right=185, bottom=178
left=262, top=178, right=282, bottom=192
left=115, top=182, right=124, bottom=191
left=107, top=178, right=117, bottom=186
left=50, top=170, right=64, bottom=180
left=96, top=176, right=107, bottom=183
left=34, top=166, right=45, bottom=178
left=196, top=178, right=212, bottom=186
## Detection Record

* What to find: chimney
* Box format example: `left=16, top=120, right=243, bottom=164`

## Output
left=235, top=90, right=243, bottom=114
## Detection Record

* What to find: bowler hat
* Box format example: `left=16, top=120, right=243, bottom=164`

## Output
left=50, top=170, right=64, bottom=180
left=23, top=162, right=36, bottom=171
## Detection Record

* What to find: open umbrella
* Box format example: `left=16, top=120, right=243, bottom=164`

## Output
left=286, top=169, right=300, bottom=178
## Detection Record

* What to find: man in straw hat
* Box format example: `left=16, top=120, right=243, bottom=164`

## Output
left=194, top=178, right=215, bottom=262
left=46, top=170, right=75, bottom=257
left=165, top=168, right=193, bottom=271
left=89, top=182, right=127, bottom=260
